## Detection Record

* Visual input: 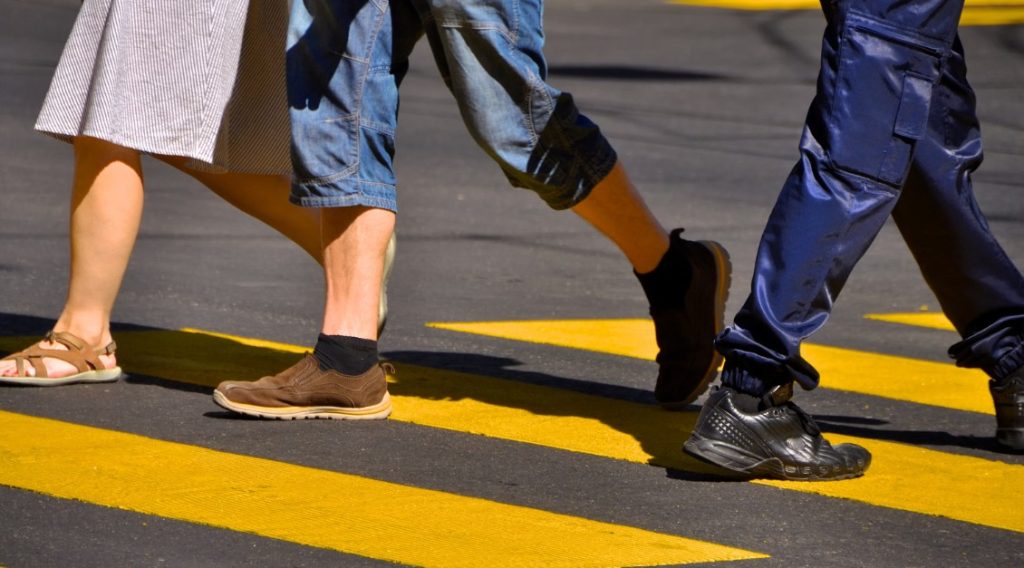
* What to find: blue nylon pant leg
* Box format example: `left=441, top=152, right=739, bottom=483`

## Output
left=717, top=0, right=1024, bottom=394
left=892, top=35, right=1024, bottom=380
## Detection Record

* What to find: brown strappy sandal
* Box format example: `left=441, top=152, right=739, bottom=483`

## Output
left=0, top=331, right=122, bottom=386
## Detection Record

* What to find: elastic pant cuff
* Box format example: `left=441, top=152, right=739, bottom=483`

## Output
left=720, top=363, right=774, bottom=397
left=992, top=344, right=1024, bottom=381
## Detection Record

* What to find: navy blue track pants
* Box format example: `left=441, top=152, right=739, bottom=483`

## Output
left=717, top=0, right=1024, bottom=395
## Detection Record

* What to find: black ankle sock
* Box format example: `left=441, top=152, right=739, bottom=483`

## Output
left=313, top=334, right=378, bottom=375
left=635, top=234, right=693, bottom=310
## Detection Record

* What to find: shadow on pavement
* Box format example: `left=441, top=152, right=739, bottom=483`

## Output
left=384, top=349, right=655, bottom=404
left=5, top=313, right=1004, bottom=472
left=0, top=316, right=731, bottom=477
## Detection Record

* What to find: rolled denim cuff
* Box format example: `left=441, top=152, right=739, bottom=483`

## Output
left=506, top=93, right=618, bottom=211
left=992, top=345, right=1024, bottom=381
left=290, top=178, right=397, bottom=212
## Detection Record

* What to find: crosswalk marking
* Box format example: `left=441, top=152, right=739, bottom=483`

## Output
left=2, top=328, right=1019, bottom=532
left=865, top=312, right=956, bottom=332
left=428, top=319, right=992, bottom=415
left=667, top=0, right=1024, bottom=26
left=0, top=410, right=764, bottom=567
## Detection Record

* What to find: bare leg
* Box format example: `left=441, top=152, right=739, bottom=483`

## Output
left=570, top=161, right=669, bottom=273
left=2, top=136, right=142, bottom=377
left=162, top=158, right=395, bottom=332
left=320, top=206, right=396, bottom=340
left=158, top=156, right=322, bottom=263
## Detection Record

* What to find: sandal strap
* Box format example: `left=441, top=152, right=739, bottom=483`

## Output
left=4, top=331, right=113, bottom=378
left=45, top=330, right=87, bottom=351
left=2, top=341, right=53, bottom=378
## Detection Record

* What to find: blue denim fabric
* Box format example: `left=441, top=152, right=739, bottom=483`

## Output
left=717, top=0, right=1024, bottom=395
left=287, top=0, right=617, bottom=211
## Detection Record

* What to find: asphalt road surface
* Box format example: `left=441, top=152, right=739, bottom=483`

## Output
left=2, top=0, right=1023, bottom=566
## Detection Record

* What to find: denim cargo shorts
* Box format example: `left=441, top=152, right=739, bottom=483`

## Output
left=286, top=0, right=617, bottom=212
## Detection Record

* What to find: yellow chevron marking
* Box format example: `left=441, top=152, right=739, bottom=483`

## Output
left=759, top=432, right=1023, bottom=533
left=427, top=319, right=991, bottom=414
left=667, top=0, right=1024, bottom=26
left=865, top=312, right=957, bottom=332
left=1, top=328, right=1020, bottom=532
left=0, top=410, right=763, bottom=567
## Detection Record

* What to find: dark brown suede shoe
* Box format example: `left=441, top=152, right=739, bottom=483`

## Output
left=213, top=354, right=392, bottom=420
left=652, top=231, right=732, bottom=408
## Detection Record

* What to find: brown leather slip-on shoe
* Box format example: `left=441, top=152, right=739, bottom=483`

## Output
left=213, top=354, right=392, bottom=420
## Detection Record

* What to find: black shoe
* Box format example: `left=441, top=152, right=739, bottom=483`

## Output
left=990, top=366, right=1024, bottom=451
left=650, top=231, right=731, bottom=408
left=683, top=387, right=871, bottom=480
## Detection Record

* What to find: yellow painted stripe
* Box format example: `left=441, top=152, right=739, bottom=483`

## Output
left=760, top=433, right=1024, bottom=533
left=2, top=329, right=1020, bottom=532
left=961, top=7, right=1024, bottom=25
left=427, top=319, right=992, bottom=415
left=0, top=410, right=763, bottom=567
left=667, top=0, right=1024, bottom=26
left=865, top=312, right=957, bottom=332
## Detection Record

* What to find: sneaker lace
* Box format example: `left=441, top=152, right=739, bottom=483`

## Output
left=781, top=402, right=821, bottom=437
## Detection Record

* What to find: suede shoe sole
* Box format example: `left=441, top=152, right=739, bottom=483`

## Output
left=213, top=354, right=393, bottom=421
left=213, top=390, right=393, bottom=420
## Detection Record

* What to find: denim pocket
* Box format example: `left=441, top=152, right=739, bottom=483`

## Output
left=290, top=111, right=360, bottom=184
left=433, top=0, right=520, bottom=41
left=287, top=0, right=393, bottom=184
left=828, top=13, right=942, bottom=186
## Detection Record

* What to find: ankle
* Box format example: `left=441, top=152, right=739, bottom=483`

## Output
left=635, top=230, right=692, bottom=310
left=729, top=389, right=763, bottom=413
left=628, top=234, right=671, bottom=274
left=51, top=314, right=113, bottom=348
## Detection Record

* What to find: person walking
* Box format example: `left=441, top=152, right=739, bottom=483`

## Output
left=1, top=0, right=392, bottom=385
left=683, top=0, right=1024, bottom=481
left=212, top=0, right=732, bottom=420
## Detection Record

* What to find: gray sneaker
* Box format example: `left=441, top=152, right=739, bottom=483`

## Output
left=684, top=386, right=870, bottom=480
left=214, top=354, right=392, bottom=420
left=990, top=366, right=1024, bottom=450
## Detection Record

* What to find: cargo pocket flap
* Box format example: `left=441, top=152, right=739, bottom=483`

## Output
left=893, top=73, right=933, bottom=140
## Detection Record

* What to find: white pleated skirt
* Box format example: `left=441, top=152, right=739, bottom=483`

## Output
left=35, top=0, right=290, bottom=174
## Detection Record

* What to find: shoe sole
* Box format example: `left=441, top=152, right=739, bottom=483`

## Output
left=659, top=240, right=732, bottom=410
left=684, top=433, right=867, bottom=481
left=0, top=367, right=123, bottom=387
left=996, top=428, right=1024, bottom=451
left=212, top=390, right=393, bottom=421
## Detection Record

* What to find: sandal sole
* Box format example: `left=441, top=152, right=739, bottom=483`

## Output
left=0, top=367, right=123, bottom=387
